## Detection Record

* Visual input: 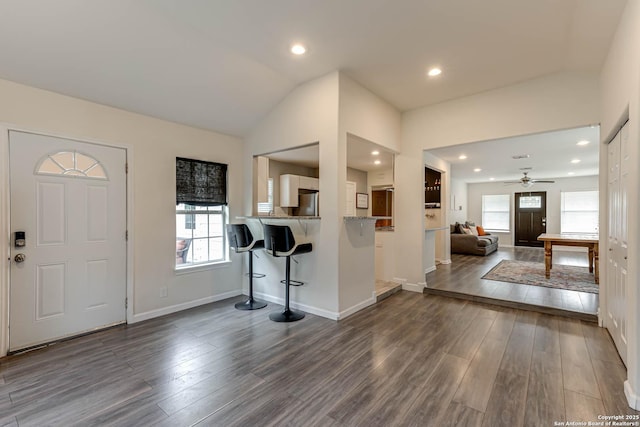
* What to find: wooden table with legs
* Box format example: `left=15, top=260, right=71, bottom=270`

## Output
left=537, top=233, right=599, bottom=284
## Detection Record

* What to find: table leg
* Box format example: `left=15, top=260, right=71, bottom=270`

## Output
left=544, top=241, right=551, bottom=279
left=588, top=246, right=594, bottom=273
left=594, top=243, right=599, bottom=284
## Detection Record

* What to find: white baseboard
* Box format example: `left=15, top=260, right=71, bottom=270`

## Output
left=625, top=380, right=640, bottom=410
left=392, top=276, right=424, bottom=293
left=425, top=266, right=437, bottom=274
left=338, top=296, right=376, bottom=320
left=130, top=290, right=242, bottom=323
left=254, top=291, right=340, bottom=320
left=438, top=259, right=452, bottom=265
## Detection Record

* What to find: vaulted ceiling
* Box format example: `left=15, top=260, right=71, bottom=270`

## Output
left=0, top=0, right=627, bottom=136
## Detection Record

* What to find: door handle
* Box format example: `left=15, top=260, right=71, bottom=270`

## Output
left=14, top=253, right=26, bottom=263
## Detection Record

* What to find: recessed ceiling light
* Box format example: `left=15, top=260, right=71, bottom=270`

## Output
left=427, top=68, right=442, bottom=77
left=577, top=140, right=590, bottom=146
left=489, top=177, right=495, bottom=181
left=571, top=159, right=581, bottom=164
left=290, top=43, right=306, bottom=55
left=458, top=155, right=467, bottom=160
left=568, top=172, right=575, bottom=175
left=374, top=160, right=381, bottom=165
left=474, top=168, right=482, bottom=172
left=371, top=150, right=380, bottom=155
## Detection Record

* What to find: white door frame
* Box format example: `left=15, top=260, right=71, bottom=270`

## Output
left=0, top=124, right=134, bottom=356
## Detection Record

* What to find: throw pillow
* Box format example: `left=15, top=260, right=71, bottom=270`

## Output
left=470, top=226, right=479, bottom=236
left=462, top=226, right=473, bottom=235
left=455, top=223, right=465, bottom=234
left=465, top=220, right=476, bottom=227
left=476, top=225, right=486, bottom=236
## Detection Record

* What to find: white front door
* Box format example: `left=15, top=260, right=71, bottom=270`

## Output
left=606, top=122, right=628, bottom=365
left=9, top=131, right=127, bottom=351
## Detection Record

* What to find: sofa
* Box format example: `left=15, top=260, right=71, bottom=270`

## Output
left=450, top=223, right=498, bottom=256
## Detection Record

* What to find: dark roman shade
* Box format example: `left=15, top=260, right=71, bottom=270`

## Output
left=176, top=157, right=228, bottom=206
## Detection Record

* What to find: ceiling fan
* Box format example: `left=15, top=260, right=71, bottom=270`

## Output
left=504, top=172, right=555, bottom=188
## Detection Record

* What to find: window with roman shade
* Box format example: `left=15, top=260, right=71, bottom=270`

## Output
left=176, top=157, right=228, bottom=206
left=175, top=157, right=228, bottom=267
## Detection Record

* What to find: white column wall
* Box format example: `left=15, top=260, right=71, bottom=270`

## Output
left=244, top=72, right=341, bottom=317
left=338, top=74, right=402, bottom=312
left=599, top=0, right=640, bottom=409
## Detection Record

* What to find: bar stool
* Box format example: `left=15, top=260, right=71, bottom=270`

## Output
left=227, top=223, right=268, bottom=310
left=263, top=224, right=312, bottom=322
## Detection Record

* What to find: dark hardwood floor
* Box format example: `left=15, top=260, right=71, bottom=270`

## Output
left=0, top=291, right=635, bottom=426
left=425, top=247, right=599, bottom=321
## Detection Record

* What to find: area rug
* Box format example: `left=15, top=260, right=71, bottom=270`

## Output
left=482, top=260, right=599, bottom=294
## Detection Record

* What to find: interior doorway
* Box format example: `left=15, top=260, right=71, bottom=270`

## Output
left=514, top=191, right=546, bottom=247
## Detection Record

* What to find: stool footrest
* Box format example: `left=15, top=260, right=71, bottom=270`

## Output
left=280, top=279, right=304, bottom=286
left=245, top=272, right=266, bottom=279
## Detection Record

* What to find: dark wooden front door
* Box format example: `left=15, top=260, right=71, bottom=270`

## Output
left=514, top=191, right=546, bottom=247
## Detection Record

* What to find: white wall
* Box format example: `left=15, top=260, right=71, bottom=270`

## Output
left=599, top=0, right=640, bottom=409
left=396, top=71, right=600, bottom=287
left=0, top=78, right=246, bottom=353
left=347, top=167, right=369, bottom=216
left=467, top=175, right=599, bottom=246
left=450, top=178, right=468, bottom=224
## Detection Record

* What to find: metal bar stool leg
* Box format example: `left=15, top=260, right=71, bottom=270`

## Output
left=235, top=250, right=268, bottom=310
left=269, top=255, right=305, bottom=322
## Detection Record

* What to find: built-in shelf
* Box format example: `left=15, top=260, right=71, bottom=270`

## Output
left=425, top=167, right=441, bottom=208
left=344, top=216, right=391, bottom=236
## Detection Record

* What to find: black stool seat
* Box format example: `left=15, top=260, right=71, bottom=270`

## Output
left=227, top=224, right=268, bottom=311
left=263, top=224, right=312, bottom=322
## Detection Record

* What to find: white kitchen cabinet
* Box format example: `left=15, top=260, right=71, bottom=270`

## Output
left=280, top=174, right=319, bottom=207
left=280, top=174, right=299, bottom=207
left=299, top=176, right=319, bottom=191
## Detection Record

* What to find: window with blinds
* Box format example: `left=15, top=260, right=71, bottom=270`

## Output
left=561, top=190, right=599, bottom=234
left=257, top=178, right=274, bottom=214
left=482, top=194, right=510, bottom=231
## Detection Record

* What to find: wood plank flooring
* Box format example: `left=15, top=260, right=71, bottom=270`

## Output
left=425, top=247, right=599, bottom=321
left=0, top=291, right=635, bottom=426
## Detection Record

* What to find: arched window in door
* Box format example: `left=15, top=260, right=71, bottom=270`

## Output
left=35, top=151, right=108, bottom=180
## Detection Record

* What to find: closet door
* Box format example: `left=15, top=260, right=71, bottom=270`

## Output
left=606, top=122, right=628, bottom=365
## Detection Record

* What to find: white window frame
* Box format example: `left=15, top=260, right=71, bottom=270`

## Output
left=257, top=178, right=274, bottom=214
left=482, top=194, right=510, bottom=232
left=176, top=204, right=228, bottom=269
left=561, top=190, right=599, bottom=234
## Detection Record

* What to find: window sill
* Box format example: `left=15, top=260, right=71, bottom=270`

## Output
left=175, top=260, right=231, bottom=275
